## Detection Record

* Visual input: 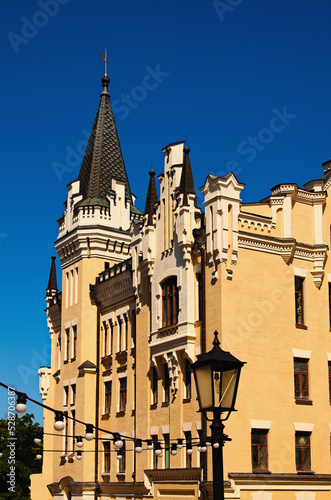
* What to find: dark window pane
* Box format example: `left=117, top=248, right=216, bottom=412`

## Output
left=251, top=446, right=259, bottom=470
left=303, top=448, right=311, bottom=470
left=260, top=445, right=267, bottom=469
left=301, top=375, right=307, bottom=398
left=251, top=432, right=267, bottom=445
left=295, top=448, right=302, bottom=469
left=294, top=375, right=300, bottom=397
left=296, top=434, right=309, bottom=446
left=294, top=360, right=307, bottom=372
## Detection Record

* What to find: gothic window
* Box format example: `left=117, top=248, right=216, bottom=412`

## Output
left=162, top=277, right=178, bottom=327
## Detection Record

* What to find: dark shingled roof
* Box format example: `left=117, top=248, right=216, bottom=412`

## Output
left=144, top=169, right=159, bottom=225
left=77, top=75, right=132, bottom=205
left=178, top=146, right=197, bottom=206
left=46, top=255, right=57, bottom=292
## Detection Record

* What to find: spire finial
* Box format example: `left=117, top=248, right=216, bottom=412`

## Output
left=212, top=331, right=221, bottom=349
left=97, top=48, right=109, bottom=77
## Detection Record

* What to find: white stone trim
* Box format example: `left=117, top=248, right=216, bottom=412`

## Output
left=103, top=374, right=112, bottom=382
left=250, top=420, right=271, bottom=429
left=101, top=434, right=112, bottom=439
left=183, top=422, right=192, bottom=432
left=327, top=274, right=331, bottom=282
left=63, top=379, right=69, bottom=387
left=117, top=370, right=127, bottom=379
left=161, top=425, right=170, bottom=434
left=150, top=427, right=158, bottom=435
left=292, top=349, right=311, bottom=359
left=64, top=321, right=70, bottom=329
left=71, top=318, right=78, bottom=326
left=70, top=378, right=76, bottom=385
left=294, top=422, right=314, bottom=432
left=195, top=421, right=202, bottom=431
left=293, top=267, right=308, bottom=278
left=296, top=493, right=316, bottom=500
left=327, top=353, right=331, bottom=361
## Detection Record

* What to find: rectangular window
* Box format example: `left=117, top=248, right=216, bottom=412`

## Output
left=64, top=386, right=69, bottom=406
left=151, top=367, right=158, bottom=405
left=118, top=317, right=122, bottom=352
left=124, top=314, right=128, bottom=351
left=328, top=362, right=331, bottom=404
left=64, top=411, right=68, bottom=453
left=164, top=434, right=170, bottom=469
left=72, top=325, right=77, bottom=359
left=295, top=276, right=305, bottom=326
left=131, top=310, right=136, bottom=348
left=103, top=323, right=108, bottom=357
left=65, top=328, right=70, bottom=361
left=119, top=378, right=127, bottom=412
left=152, top=435, right=159, bottom=469
left=103, top=441, right=111, bottom=473
left=71, top=384, right=76, bottom=406
left=118, top=440, right=126, bottom=473
left=110, top=321, right=114, bottom=355
left=184, top=431, right=192, bottom=468
left=163, top=365, right=170, bottom=403
left=162, top=277, right=178, bottom=327
left=105, top=381, right=112, bottom=414
left=251, top=429, right=268, bottom=472
left=197, top=273, right=203, bottom=321
left=294, top=358, right=309, bottom=400
left=295, top=432, right=311, bottom=471
left=184, top=359, right=191, bottom=399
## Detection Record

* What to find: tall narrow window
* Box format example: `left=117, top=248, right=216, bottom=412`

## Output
left=185, top=431, right=192, bottom=468
left=71, top=384, right=76, bottom=406
left=72, top=325, right=77, bottom=359
left=64, top=386, right=69, bottom=407
left=131, top=310, right=136, bottom=348
left=103, top=323, right=108, bottom=357
left=328, top=361, right=331, bottom=404
left=152, top=435, right=159, bottom=469
left=118, top=317, right=122, bottom=352
left=197, top=273, right=203, bottom=321
left=124, top=314, right=128, bottom=350
left=151, top=367, right=158, bottom=405
left=164, top=434, right=170, bottom=469
left=119, top=378, right=127, bottom=412
left=103, top=441, right=111, bottom=473
left=294, top=358, right=309, bottom=400
left=295, top=276, right=305, bottom=326
left=110, top=320, right=114, bottom=354
left=295, top=432, right=311, bottom=471
left=162, top=277, right=178, bottom=327
left=251, top=429, right=268, bottom=472
left=163, top=365, right=170, bottom=403
left=105, top=381, right=112, bottom=414
left=118, top=440, right=126, bottom=473
left=184, top=359, right=191, bottom=399
left=64, top=411, right=68, bottom=454
left=65, top=328, right=70, bottom=361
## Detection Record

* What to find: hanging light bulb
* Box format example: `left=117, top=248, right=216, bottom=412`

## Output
left=147, top=440, right=153, bottom=450
left=34, top=437, right=42, bottom=445
left=206, top=440, right=212, bottom=447
left=187, top=446, right=193, bottom=455
left=77, top=451, right=83, bottom=460
left=116, top=450, right=123, bottom=460
left=177, top=439, right=183, bottom=449
left=134, top=439, right=143, bottom=453
left=15, top=393, right=27, bottom=414
left=36, top=454, right=42, bottom=460
left=213, top=441, right=220, bottom=449
left=199, top=441, right=207, bottom=453
left=171, top=443, right=177, bottom=456
left=113, top=433, right=123, bottom=449
left=154, top=442, right=162, bottom=456
left=85, top=424, right=94, bottom=441
left=76, top=436, right=83, bottom=448
left=0, top=452, right=3, bottom=458
left=54, top=411, right=65, bottom=431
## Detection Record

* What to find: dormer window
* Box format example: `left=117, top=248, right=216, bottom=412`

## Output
left=161, top=277, right=178, bottom=327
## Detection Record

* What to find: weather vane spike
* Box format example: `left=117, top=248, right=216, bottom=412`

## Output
left=97, top=48, right=110, bottom=77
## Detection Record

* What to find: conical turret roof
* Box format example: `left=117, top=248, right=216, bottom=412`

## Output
left=179, top=146, right=197, bottom=206
left=144, top=169, right=159, bottom=225
left=78, top=75, right=132, bottom=206
left=46, top=255, right=57, bottom=293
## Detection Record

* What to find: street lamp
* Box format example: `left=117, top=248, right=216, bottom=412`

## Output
left=191, top=331, right=245, bottom=500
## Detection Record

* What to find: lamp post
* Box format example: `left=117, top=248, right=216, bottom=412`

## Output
left=191, top=331, right=245, bottom=500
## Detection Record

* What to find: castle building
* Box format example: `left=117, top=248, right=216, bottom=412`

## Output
left=30, top=69, right=331, bottom=500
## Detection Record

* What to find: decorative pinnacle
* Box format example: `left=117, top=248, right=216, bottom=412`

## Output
left=184, top=145, right=190, bottom=155
left=212, top=330, right=221, bottom=349
left=149, top=169, right=155, bottom=176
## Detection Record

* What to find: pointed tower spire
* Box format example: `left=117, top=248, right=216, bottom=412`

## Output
left=77, top=68, right=132, bottom=206
left=46, top=255, right=57, bottom=294
left=179, top=146, right=196, bottom=206
left=144, top=169, right=158, bottom=225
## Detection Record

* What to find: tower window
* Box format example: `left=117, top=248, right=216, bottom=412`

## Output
left=295, top=276, right=305, bottom=326
left=162, top=277, right=178, bottom=327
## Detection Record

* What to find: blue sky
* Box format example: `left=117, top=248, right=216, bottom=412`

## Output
left=0, top=0, right=331, bottom=423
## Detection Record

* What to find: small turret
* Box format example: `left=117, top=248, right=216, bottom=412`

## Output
left=144, top=169, right=159, bottom=226
left=46, top=254, right=57, bottom=298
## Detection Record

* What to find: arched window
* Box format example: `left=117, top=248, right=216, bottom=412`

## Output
left=161, top=277, right=178, bottom=327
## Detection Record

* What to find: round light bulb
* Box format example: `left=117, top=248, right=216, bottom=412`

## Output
left=36, top=454, right=42, bottom=460
left=206, top=441, right=211, bottom=447
left=155, top=449, right=162, bottom=456
left=0, top=453, right=3, bottom=458
left=77, top=441, right=83, bottom=448
left=117, top=453, right=123, bottom=460
left=77, top=452, right=83, bottom=460
left=16, top=403, right=27, bottom=414
left=54, top=420, right=65, bottom=431
left=171, top=450, right=177, bottom=455
left=147, top=444, right=153, bottom=450
left=135, top=446, right=143, bottom=453
left=34, top=438, right=42, bottom=445
left=213, top=442, right=220, bottom=449
left=187, top=448, right=193, bottom=455
left=114, top=439, right=123, bottom=449
left=85, top=433, right=94, bottom=441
